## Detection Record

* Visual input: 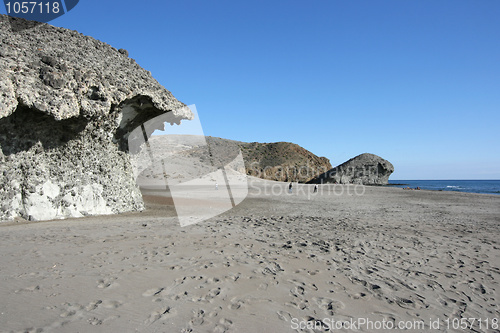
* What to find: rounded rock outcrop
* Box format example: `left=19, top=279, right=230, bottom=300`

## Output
left=309, top=153, right=394, bottom=185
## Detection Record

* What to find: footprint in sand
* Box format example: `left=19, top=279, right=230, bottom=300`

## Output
left=142, top=287, right=166, bottom=297
left=258, top=283, right=268, bottom=291
left=290, top=285, right=305, bottom=298
left=59, top=303, right=84, bottom=318
left=395, top=296, right=416, bottom=309
left=190, top=309, right=206, bottom=326
left=204, top=287, right=222, bottom=302
left=351, top=292, right=369, bottom=299
left=229, top=298, right=245, bottom=310
left=145, top=306, right=176, bottom=324
left=469, top=282, right=487, bottom=296
left=101, top=300, right=122, bottom=309
left=277, top=310, right=293, bottom=322
left=214, top=318, right=233, bottom=332
left=85, top=300, right=102, bottom=311
left=207, top=306, right=222, bottom=318
left=373, top=311, right=397, bottom=325
left=285, top=301, right=308, bottom=310
left=14, top=285, right=41, bottom=293
left=97, top=277, right=119, bottom=289
left=88, top=317, right=103, bottom=326
left=313, top=297, right=344, bottom=315
left=169, top=291, right=189, bottom=301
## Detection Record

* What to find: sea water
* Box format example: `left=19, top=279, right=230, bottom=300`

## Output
left=388, top=180, right=500, bottom=195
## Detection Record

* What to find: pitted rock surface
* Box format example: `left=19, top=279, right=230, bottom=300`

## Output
left=0, top=16, right=190, bottom=221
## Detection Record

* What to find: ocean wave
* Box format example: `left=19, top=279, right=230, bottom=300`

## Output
left=391, top=180, right=500, bottom=195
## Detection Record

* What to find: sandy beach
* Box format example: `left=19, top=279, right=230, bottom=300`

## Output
left=1, top=179, right=499, bottom=332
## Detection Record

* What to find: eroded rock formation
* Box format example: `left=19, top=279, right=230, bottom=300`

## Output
left=0, top=16, right=189, bottom=221
left=309, top=153, right=394, bottom=185
left=237, top=140, right=332, bottom=183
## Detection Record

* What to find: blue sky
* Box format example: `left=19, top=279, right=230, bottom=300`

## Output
left=3, top=1, right=499, bottom=179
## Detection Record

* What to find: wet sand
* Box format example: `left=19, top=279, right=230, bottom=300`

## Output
left=0, top=179, right=499, bottom=332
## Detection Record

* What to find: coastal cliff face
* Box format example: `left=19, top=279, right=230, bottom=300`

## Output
left=0, top=16, right=189, bottom=221
left=309, top=153, right=394, bottom=185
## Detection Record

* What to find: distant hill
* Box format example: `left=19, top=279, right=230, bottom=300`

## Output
left=140, top=136, right=394, bottom=185
left=141, top=136, right=332, bottom=184
left=235, top=140, right=332, bottom=183
left=204, top=137, right=331, bottom=183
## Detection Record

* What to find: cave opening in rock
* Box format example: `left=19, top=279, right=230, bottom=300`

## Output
left=0, top=103, right=88, bottom=156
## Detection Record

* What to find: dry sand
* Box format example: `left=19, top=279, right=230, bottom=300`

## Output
left=0, top=179, right=499, bottom=332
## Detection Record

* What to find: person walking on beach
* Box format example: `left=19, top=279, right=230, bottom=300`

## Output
left=288, top=182, right=293, bottom=193
left=314, top=184, right=318, bottom=193
left=215, top=182, right=218, bottom=190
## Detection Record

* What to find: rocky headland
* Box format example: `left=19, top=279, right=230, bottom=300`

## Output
left=309, top=153, right=394, bottom=185
left=0, top=16, right=189, bottom=221
left=238, top=140, right=332, bottom=183
left=203, top=137, right=332, bottom=183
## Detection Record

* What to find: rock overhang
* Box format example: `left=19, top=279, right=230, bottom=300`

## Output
left=0, top=15, right=188, bottom=121
left=0, top=15, right=192, bottom=221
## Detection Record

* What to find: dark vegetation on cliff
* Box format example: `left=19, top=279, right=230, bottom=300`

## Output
left=238, top=141, right=332, bottom=183
left=202, top=137, right=332, bottom=183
